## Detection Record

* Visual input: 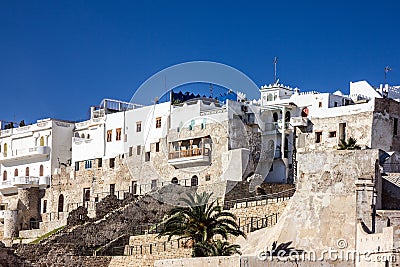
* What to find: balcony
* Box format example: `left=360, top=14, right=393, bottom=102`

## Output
left=290, top=117, right=309, bottom=127
left=168, top=148, right=211, bottom=168
left=0, top=146, right=50, bottom=163
left=0, top=176, right=50, bottom=194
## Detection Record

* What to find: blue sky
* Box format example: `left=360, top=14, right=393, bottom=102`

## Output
left=1, top=0, right=399, bottom=124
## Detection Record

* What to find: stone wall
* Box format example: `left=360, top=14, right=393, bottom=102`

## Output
left=155, top=255, right=241, bottom=267
left=237, top=149, right=380, bottom=257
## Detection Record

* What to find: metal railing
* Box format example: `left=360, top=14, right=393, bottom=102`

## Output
left=224, top=188, right=295, bottom=209
left=238, top=213, right=279, bottom=234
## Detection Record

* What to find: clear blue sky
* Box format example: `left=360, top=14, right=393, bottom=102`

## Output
left=1, top=0, right=399, bottom=124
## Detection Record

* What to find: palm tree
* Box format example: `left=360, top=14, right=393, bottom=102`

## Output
left=338, top=137, right=361, bottom=150
left=157, top=192, right=245, bottom=257
left=193, top=239, right=242, bottom=257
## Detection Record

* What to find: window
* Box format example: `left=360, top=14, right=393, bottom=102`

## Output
left=273, top=112, right=278, bottom=123
left=3, top=171, right=7, bottom=181
left=107, top=130, right=112, bottom=142
left=132, top=181, right=137, bottom=195
left=329, top=131, right=337, bottom=138
left=129, top=146, right=133, bottom=157
left=267, top=94, right=273, bottom=101
left=155, top=142, right=160, bottom=152
left=137, top=145, right=141, bottom=155
left=109, top=158, right=115, bottom=168
left=284, top=137, right=289, bottom=158
left=97, top=158, right=102, bottom=168
left=43, top=200, right=47, bottom=214
left=40, top=136, right=45, bottom=146
left=116, top=128, right=122, bottom=141
left=14, top=168, right=18, bottom=177
left=334, top=101, right=338, bottom=107
left=285, top=111, right=291, bottom=123
left=110, top=184, right=115, bottom=196
left=25, top=167, right=29, bottom=176
left=191, top=175, right=198, bottom=187
left=3, top=143, right=7, bottom=157
left=171, top=177, right=178, bottom=184
left=205, top=174, right=211, bottom=181
left=394, top=118, right=398, bottom=136
left=318, top=102, right=322, bottom=108
left=83, top=188, right=90, bottom=202
left=151, top=179, right=157, bottom=189
left=315, top=132, right=322, bottom=143
left=270, top=163, right=274, bottom=172
left=75, top=162, right=80, bottom=171
left=85, top=160, right=92, bottom=169
left=145, top=152, right=150, bottom=162
left=58, top=195, right=64, bottom=212
left=136, top=122, right=142, bottom=132
left=156, top=117, right=161, bottom=128
left=39, top=165, right=44, bottom=176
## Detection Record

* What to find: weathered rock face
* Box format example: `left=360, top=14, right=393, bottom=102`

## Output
left=13, top=193, right=174, bottom=266
left=0, top=247, right=30, bottom=267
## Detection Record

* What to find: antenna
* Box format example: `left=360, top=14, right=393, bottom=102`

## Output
left=209, top=83, right=213, bottom=98
left=273, top=57, right=278, bottom=84
left=384, top=66, right=392, bottom=84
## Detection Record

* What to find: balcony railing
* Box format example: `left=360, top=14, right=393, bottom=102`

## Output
left=0, top=146, right=50, bottom=163
left=0, top=175, right=50, bottom=194
left=168, top=148, right=211, bottom=168
left=168, top=147, right=210, bottom=160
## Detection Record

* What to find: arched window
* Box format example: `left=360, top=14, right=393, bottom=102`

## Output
left=86, top=134, right=90, bottom=139
left=191, top=175, right=198, bottom=187
left=171, top=177, right=178, bottom=184
left=25, top=167, right=29, bottom=176
left=267, top=94, right=273, bottom=101
left=3, top=171, right=7, bottom=181
left=39, top=165, right=44, bottom=176
left=58, top=195, right=64, bottom=212
left=14, top=168, right=18, bottom=177
left=285, top=111, right=291, bottom=122
left=3, top=143, right=7, bottom=157
left=74, top=132, right=80, bottom=137
left=40, top=136, right=45, bottom=146
left=273, top=112, right=278, bottom=123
